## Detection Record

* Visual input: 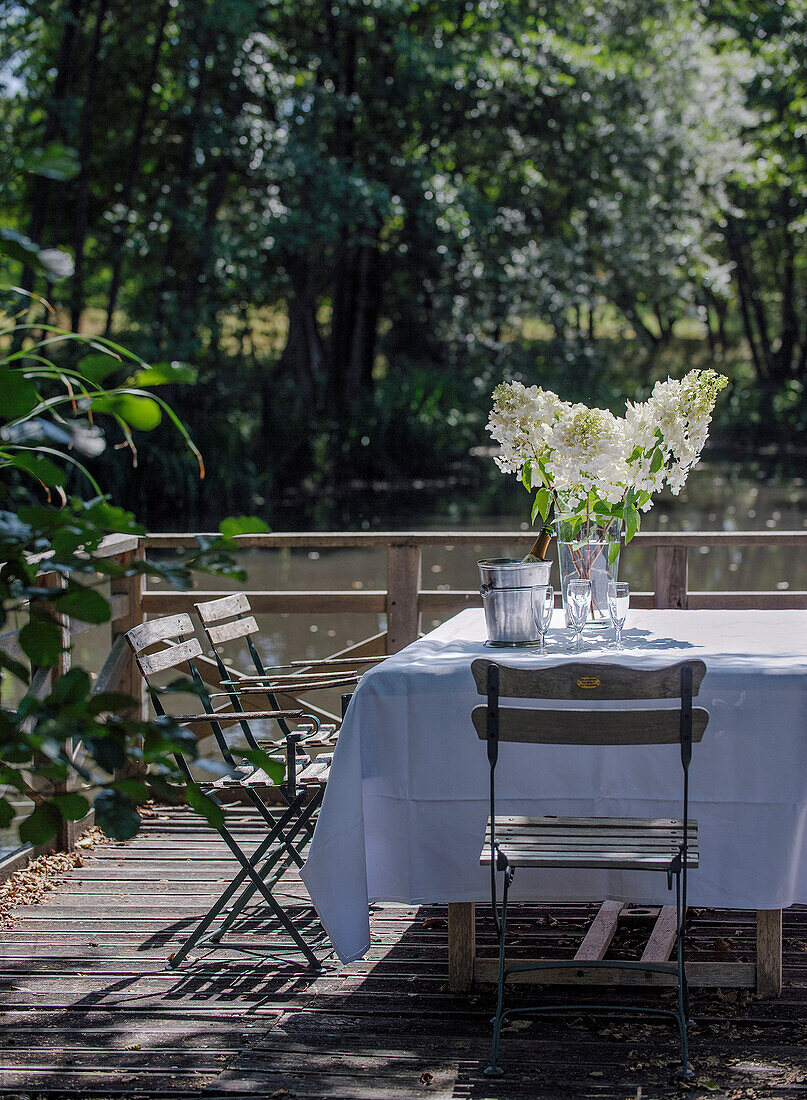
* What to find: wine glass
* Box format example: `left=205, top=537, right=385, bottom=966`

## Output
left=608, top=581, right=630, bottom=650
left=531, top=584, right=554, bottom=652
left=565, top=578, right=591, bottom=653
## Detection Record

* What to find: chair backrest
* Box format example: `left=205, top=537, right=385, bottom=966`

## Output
left=126, top=611, right=240, bottom=764
left=194, top=593, right=292, bottom=742
left=471, top=659, right=709, bottom=747
left=126, top=613, right=205, bottom=679
left=194, top=593, right=260, bottom=648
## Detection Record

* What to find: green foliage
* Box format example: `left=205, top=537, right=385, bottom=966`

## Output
left=0, top=295, right=269, bottom=845
left=0, top=0, right=804, bottom=531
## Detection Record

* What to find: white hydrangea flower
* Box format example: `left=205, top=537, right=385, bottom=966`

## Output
left=486, top=369, right=727, bottom=516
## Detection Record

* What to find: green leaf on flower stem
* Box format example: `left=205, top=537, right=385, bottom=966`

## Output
left=531, top=487, right=551, bottom=523
left=627, top=445, right=643, bottom=463
left=54, top=585, right=111, bottom=624
left=185, top=783, right=225, bottom=829
left=608, top=541, right=621, bottom=567
left=624, top=506, right=639, bottom=543
left=19, top=802, right=61, bottom=844
left=0, top=227, right=40, bottom=267
left=19, top=618, right=63, bottom=666
left=53, top=792, right=90, bottom=820
left=90, top=393, right=161, bottom=430
left=650, top=447, right=664, bottom=474
left=219, top=516, right=270, bottom=538
left=521, top=461, right=532, bottom=491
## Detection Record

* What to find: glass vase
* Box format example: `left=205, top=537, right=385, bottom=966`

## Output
left=555, top=514, right=622, bottom=626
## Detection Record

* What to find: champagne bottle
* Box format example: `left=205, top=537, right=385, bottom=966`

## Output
left=522, top=523, right=552, bottom=563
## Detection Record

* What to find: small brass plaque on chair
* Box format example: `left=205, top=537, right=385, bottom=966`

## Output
left=576, top=676, right=601, bottom=689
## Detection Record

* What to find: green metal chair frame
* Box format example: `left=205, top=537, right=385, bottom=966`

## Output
left=193, top=592, right=374, bottom=758
left=472, top=658, right=709, bottom=1079
left=125, top=612, right=326, bottom=970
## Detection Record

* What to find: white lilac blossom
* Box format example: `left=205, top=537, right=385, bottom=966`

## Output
left=487, top=370, right=728, bottom=537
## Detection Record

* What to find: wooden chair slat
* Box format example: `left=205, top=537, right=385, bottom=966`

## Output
left=493, top=815, right=694, bottom=828
left=480, top=852, right=699, bottom=870
left=472, top=659, right=707, bottom=700
left=297, top=756, right=332, bottom=785
left=127, top=612, right=195, bottom=653
left=229, top=674, right=360, bottom=693
left=205, top=615, right=259, bottom=645
left=484, top=835, right=698, bottom=851
left=473, top=705, right=709, bottom=745
left=136, top=636, right=204, bottom=676
left=481, top=812, right=699, bottom=870
left=194, top=593, right=251, bottom=623
left=171, top=709, right=305, bottom=723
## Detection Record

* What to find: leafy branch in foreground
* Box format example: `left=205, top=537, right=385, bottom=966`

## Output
left=0, top=291, right=274, bottom=844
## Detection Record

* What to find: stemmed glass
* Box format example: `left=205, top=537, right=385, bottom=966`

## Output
left=531, top=584, right=554, bottom=652
left=608, top=581, right=630, bottom=650
left=565, top=578, right=591, bottom=653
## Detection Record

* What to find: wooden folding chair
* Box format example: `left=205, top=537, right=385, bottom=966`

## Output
left=125, top=612, right=328, bottom=970
left=193, top=593, right=385, bottom=759
left=472, top=658, right=708, bottom=1079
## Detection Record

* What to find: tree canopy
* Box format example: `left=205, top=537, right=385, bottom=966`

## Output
left=1, top=0, right=804, bottom=524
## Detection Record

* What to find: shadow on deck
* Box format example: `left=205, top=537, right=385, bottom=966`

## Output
left=1, top=806, right=806, bottom=1099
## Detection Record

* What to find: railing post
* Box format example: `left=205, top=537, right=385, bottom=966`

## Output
left=36, top=572, right=77, bottom=850
left=111, top=545, right=147, bottom=719
left=386, top=543, right=422, bottom=653
left=653, top=545, right=689, bottom=609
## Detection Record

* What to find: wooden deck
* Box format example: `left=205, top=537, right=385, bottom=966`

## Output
left=1, top=807, right=807, bottom=1099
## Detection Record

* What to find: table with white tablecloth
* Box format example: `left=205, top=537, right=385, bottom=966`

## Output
left=301, top=608, right=807, bottom=988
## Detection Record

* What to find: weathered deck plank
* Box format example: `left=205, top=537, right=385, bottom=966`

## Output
left=0, top=806, right=805, bottom=1098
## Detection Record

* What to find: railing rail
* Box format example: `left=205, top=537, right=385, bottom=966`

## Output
left=143, top=531, right=807, bottom=654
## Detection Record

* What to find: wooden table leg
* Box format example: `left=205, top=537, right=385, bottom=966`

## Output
left=448, top=902, right=475, bottom=992
left=756, top=909, right=782, bottom=997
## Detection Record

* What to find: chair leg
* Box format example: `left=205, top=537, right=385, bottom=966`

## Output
left=217, top=822, right=321, bottom=966
left=209, top=791, right=322, bottom=944
left=168, top=822, right=283, bottom=969
left=485, top=867, right=513, bottom=1077
left=675, top=874, right=694, bottom=1080
left=169, top=797, right=320, bottom=969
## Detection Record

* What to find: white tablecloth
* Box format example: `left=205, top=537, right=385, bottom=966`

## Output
left=302, top=608, right=807, bottom=963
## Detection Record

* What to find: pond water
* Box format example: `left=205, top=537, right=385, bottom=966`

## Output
left=4, top=457, right=806, bottom=858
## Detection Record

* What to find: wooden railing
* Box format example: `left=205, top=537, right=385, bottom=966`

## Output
left=143, top=530, right=807, bottom=655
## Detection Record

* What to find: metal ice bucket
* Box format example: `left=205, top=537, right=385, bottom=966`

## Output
left=478, top=558, right=552, bottom=647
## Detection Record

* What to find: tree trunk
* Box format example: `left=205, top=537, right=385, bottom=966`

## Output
left=724, top=215, right=772, bottom=382
left=104, top=0, right=170, bottom=335
left=328, top=240, right=381, bottom=406
left=15, top=0, right=84, bottom=306
left=69, top=0, right=109, bottom=333
left=276, top=261, right=325, bottom=409
left=153, top=23, right=215, bottom=351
